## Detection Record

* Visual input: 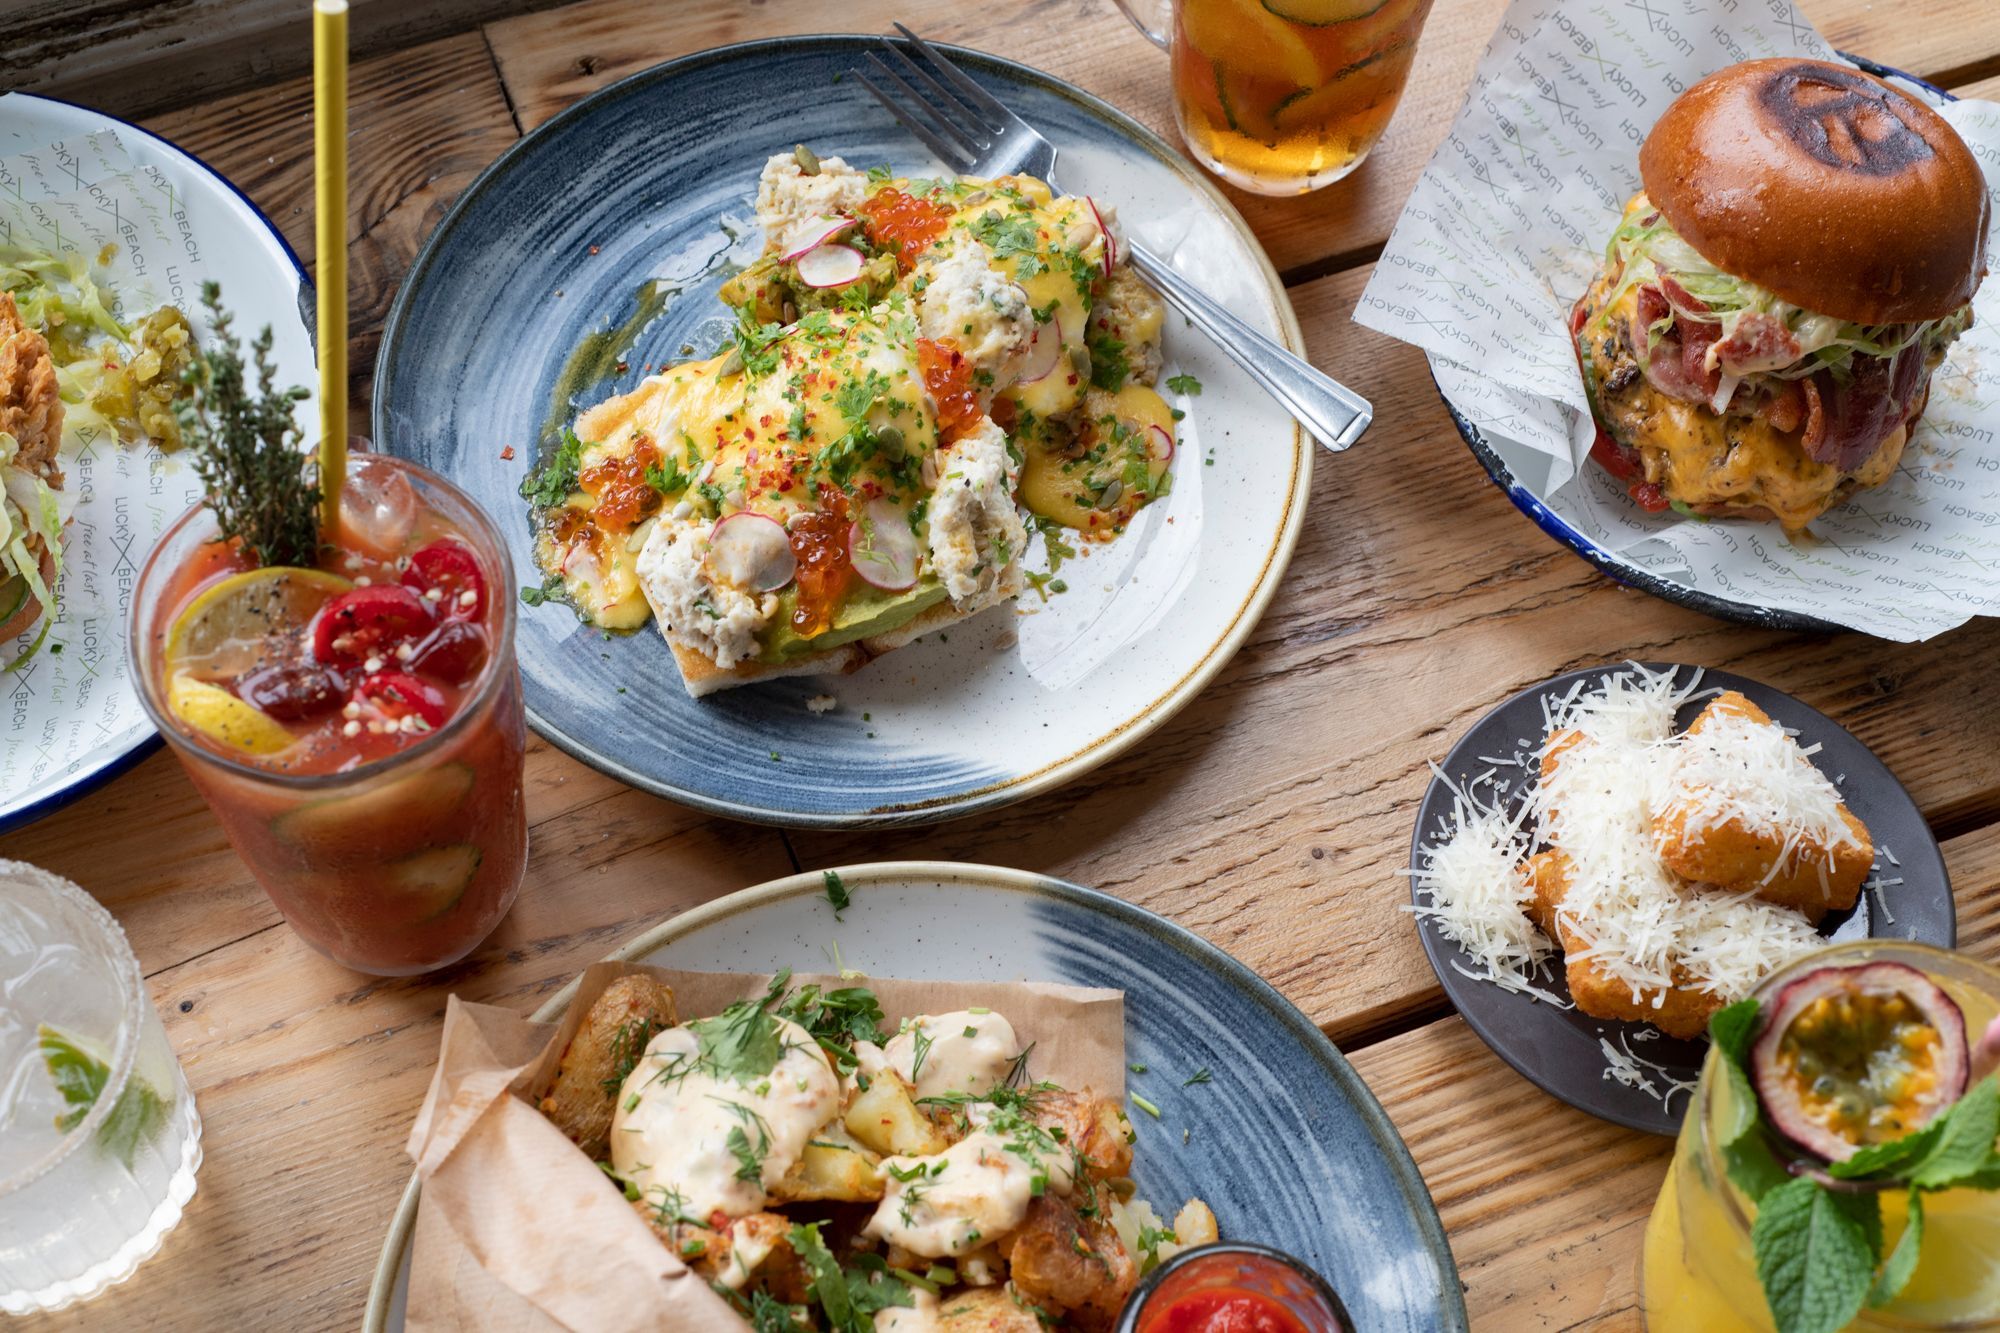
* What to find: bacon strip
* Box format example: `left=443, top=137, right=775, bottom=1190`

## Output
left=1801, top=344, right=1927, bottom=471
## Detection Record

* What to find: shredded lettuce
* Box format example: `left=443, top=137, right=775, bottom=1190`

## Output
left=1598, top=199, right=1973, bottom=386
left=0, top=430, right=63, bottom=665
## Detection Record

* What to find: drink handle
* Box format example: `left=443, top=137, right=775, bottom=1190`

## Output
left=1125, top=241, right=1374, bottom=452
left=1110, top=0, right=1174, bottom=50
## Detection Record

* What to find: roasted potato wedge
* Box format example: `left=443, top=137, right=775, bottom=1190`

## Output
left=1001, top=1193, right=1137, bottom=1324
left=936, top=1285, right=1052, bottom=1332
left=846, top=1073, right=948, bottom=1157
left=1035, top=1091, right=1132, bottom=1182
left=769, top=1140, right=884, bottom=1203
left=1172, top=1199, right=1219, bottom=1247
left=539, top=975, right=676, bottom=1159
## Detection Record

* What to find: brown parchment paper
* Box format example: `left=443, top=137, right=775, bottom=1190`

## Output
left=404, top=961, right=1126, bottom=1333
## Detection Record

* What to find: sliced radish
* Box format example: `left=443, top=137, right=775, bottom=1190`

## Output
left=1086, top=197, right=1116, bottom=275
left=1016, top=312, right=1065, bottom=385
left=848, top=498, right=921, bottom=591
left=1145, top=423, right=1174, bottom=465
left=705, top=512, right=797, bottom=591
left=795, top=243, right=865, bottom=289
left=780, top=215, right=857, bottom=263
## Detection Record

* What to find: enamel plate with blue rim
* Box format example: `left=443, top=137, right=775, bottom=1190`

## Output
left=375, top=38, right=1311, bottom=828
left=365, top=863, right=1468, bottom=1332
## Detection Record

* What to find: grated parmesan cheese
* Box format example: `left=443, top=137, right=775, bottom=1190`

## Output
left=1408, top=768, right=1564, bottom=1001
left=1598, top=1033, right=1698, bottom=1113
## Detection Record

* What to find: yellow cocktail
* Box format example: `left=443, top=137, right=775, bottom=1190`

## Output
left=1643, top=942, right=2000, bottom=1331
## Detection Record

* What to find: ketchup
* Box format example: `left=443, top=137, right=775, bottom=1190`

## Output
left=1137, top=1288, right=1313, bottom=1333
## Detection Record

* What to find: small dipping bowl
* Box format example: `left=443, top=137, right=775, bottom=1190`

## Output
left=1116, top=1241, right=1350, bottom=1333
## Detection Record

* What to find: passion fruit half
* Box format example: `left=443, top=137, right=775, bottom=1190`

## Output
left=1751, top=961, right=1968, bottom=1163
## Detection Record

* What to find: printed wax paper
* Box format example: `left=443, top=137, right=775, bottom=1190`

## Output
left=0, top=104, right=311, bottom=815
left=1356, top=0, right=2000, bottom=640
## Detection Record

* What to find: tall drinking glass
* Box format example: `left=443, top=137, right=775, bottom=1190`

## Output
left=1114, top=0, right=1438, bottom=194
left=0, top=861, right=201, bottom=1314
left=130, top=451, right=528, bottom=976
left=1642, top=941, right=2000, bottom=1330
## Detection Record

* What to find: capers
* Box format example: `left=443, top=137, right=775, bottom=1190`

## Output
left=794, top=144, right=821, bottom=175
left=876, top=425, right=906, bottom=460
left=1096, top=479, right=1123, bottom=509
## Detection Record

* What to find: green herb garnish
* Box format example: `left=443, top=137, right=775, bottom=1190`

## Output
left=822, top=870, right=850, bottom=920
left=178, top=283, right=317, bottom=567
left=38, top=1025, right=169, bottom=1170
left=1165, top=372, right=1202, bottom=395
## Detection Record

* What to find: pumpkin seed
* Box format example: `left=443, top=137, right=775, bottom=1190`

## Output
left=1096, top=479, right=1123, bottom=509
left=876, top=425, right=906, bottom=460
left=717, top=347, right=745, bottom=377
left=794, top=144, right=821, bottom=175
left=1069, top=345, right=1091, bottom=377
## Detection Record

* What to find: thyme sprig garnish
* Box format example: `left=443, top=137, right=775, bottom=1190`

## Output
left=176, top=282, right=317, bottom=567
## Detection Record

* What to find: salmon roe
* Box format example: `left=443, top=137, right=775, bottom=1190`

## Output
left=918, top=337, right=981, bottom=443
left=789, top=488, right=854, bottom=637
left=859, top=190, right=953, bottom=272
left=580, top=436, right=661, bottom=530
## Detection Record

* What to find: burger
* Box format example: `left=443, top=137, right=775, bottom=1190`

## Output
left=0, top=290, right=65, bottom=653
left=1572, top=59, right=1989, bottom=532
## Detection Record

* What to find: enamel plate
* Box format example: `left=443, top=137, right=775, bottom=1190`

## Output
left=1436, top=55, right=1948, bottom=635
left=0, top=93, right=314, bottom=834
left=364, top=863, right=1467, bottom=1331
left=374, top=38, right=1310, bottom=827
left=1408, top=663, right=1955, bottom=1136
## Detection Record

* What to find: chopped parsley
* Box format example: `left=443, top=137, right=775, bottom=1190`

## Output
left=1182, top=1068, right=1212, bottom=1087
left=521, top=427, right=587, bottom=506
left=644, top=453, right=689, bottom=495
left=1086, top=329, right=1129, bottom=391
left=822, top=869, right=850, bottom=919
left=1165, top=372, right=1203, bottom=395
left=518, top=572, right=566, bottom=607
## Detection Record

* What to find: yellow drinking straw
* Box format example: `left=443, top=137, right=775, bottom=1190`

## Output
left=314, top=0, right=349, bottom=532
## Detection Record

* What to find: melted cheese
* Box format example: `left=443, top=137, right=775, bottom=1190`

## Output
left=1593, top=281, right=1905, bottom=532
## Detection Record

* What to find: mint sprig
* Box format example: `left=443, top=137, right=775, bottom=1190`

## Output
left=1713, top=997, right=2000, bottom=1333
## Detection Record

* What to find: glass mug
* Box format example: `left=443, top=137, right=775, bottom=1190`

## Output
left=1115, top=0, right=1438, bottom=195
left=1642, top=941, right=2000, bottom=1330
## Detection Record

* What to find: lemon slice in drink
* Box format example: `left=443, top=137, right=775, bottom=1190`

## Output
left=165, top=566, right=352, bottom=681
left=1182, top=0, right=1324, bottom=88
left=168, top=674, right=296, bottom=755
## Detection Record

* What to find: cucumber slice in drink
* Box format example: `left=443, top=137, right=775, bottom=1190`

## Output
left=271, top=762, right=476, bottom=856
left=1262, top=0, right=1391, bottom=22
left=388, top=844, right=482, bottom=921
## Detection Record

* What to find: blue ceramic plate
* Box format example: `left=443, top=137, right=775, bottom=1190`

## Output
left=1435, top=54, right=1950, bottom=635
left=374, top=38, right=1310, bottom=828
left=0, top=93, right=313, bottom=835
left=1408, top=663, right=1954, bottom=1136
left=364, top=863, right=1468, bottom=1332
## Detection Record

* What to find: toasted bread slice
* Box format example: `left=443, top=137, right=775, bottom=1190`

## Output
left=1653, top=692, right=1872, bottom=924
left=665, top=595, right=995, bottom=697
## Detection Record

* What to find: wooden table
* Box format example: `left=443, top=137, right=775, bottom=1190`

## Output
left=9, top=1, right=2000, bottom=1327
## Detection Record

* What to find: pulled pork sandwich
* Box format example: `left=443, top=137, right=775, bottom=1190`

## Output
left=1572, top=59, right=1989, bottom=532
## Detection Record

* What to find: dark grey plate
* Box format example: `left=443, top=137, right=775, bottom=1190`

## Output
left=1407, top=663, right=1954, bottom=1136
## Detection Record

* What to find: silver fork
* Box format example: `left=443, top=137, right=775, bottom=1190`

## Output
left=857, top=25, right=1371, bottom=453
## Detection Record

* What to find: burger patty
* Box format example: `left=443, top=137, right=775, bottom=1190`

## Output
left=1574, top=272, right=1921, bottom=533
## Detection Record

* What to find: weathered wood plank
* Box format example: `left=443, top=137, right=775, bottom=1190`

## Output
left=482, top=0, right=2000, bottom=278
left=0, top=0, right=565, bottom=122
left=134, top=31, right=523, bottom=424
left=790, top=261, right=2000, bottom=1046
left=1351, top=820, right=2000, bottom=1329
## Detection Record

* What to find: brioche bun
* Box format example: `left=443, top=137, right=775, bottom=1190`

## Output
left=1639, top=59, right=1988, bottom=325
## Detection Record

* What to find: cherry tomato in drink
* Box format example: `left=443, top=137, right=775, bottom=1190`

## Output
left=236, top=661, right=345, bottom=721
left=350, top=671, right=447, bottom=729
left=402, top=540, right=487, bottom=620
left=313, top=585, right=435, bottom=666
left=408, top=619, right=488, bottom=685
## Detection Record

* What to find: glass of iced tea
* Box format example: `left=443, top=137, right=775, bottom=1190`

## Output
left=130, top=451, right=528, bottom=976
left=1115, top=0, right=1437, bottom=194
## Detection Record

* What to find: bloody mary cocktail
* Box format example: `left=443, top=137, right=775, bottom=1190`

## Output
left=131, top=452, right=527, bottom=975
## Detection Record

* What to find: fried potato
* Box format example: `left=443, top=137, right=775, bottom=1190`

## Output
left=1001, top=1193, right=1138, bottom=1325
left=935, top=1285, right=1050, bottom=1332
left=538, top=975, right=677, bottom=1159
left=1172, top=1199, right=1219, bottom=1247
left=1521, top=850, right=1721, bottom=1039
left=1654, top=692, right=1872, bottom=924
left=769, top=1140, right=884, bottom=1203
left=0, top=291, right=63, bottom=482
left=846, top=1073, right=948, bottom=1157
left=630, top=1205, right=809, bottom=1301
left=1033, top=1091, right=1132, bottom=1182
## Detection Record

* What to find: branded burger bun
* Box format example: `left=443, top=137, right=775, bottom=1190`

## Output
left=1639, top=59, right=1989, bottom=326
